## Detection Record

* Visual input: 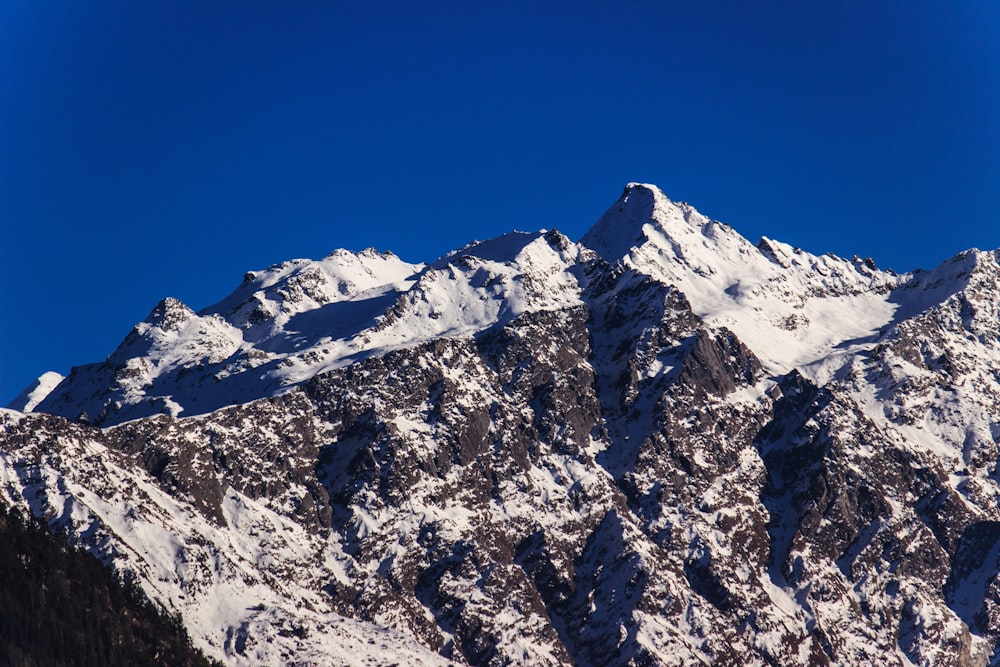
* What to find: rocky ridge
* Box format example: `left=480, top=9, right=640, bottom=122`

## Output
left=3, top=184, right=1000, bottom=665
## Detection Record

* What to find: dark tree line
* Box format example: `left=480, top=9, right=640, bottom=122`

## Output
left=0, top=502, right=221, bottom=667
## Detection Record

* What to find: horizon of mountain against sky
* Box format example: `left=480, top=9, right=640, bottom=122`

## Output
left=2, top=2, right=999, bottom=404
left=4, top=181, right=1000, bottom=664
left=9, top=181, right=995, bottom=424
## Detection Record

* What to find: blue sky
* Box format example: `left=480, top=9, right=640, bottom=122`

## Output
left=2, top=1, right=998, bottom=404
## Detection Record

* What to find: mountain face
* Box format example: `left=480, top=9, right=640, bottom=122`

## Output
left=4, top=183, right=1000, bottom=665
left=0, top=503, right=218, bottom=667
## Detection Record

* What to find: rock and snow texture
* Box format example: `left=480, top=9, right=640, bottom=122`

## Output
left=3, top=183, right=1000, bottom=665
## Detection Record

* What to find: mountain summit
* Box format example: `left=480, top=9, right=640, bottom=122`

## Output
left=4, top=184, right=1000, bottom=665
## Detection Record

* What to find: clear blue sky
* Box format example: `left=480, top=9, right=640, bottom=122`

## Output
left=2, top=1, right=998, bottom=404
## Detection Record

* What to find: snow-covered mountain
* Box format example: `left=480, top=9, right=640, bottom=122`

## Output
left=4, top=183, right=1000, bottom=665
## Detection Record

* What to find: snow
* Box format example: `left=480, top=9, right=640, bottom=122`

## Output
left=0, top=414, right=452, bottom=666
left=6, top=181, right=1000, bottom=664
left=582, top=183, right=997, bottom=404
left=7, top=370, right=64, bottom=412
left=22, top=184, right=990, bottom=433
left=584, top=184, right=905, bottom=381
left=23, top=232, right=590, bottom=428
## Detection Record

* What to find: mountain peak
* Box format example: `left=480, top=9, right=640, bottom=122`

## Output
left=580, top=184, right=918, bottom=379
left=581, top=182, right=677, bottom=261
left=581, top=182, right=740, bottom=274
left=145, top=297, right=196, bottom=332
left=6, top=371, right=64, bottom=412
left=432, top=230, right=546, bottom=268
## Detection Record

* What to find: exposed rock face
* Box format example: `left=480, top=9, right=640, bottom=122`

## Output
left=3, top=184, right=1000, bottom=665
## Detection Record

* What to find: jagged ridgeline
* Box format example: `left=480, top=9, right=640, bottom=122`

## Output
left=4, top=184, right=1000, bottom=665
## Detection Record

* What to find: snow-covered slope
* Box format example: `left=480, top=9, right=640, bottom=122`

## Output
left=8, top=370, right=64, bottom=412
left=585, top=183, right=911, bottom=382
left=5, top=183, right=1000, bottom=666
left=0, top=408, right=450, bottom=667
left=29, top=248, right=425, bottom=426
left=26, top=233, right=589, bottom=427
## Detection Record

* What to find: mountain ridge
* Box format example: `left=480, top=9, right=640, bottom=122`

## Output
left=4, top=184, right=1000, bottom=665
left=11, top=183, right=977, bottom=426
